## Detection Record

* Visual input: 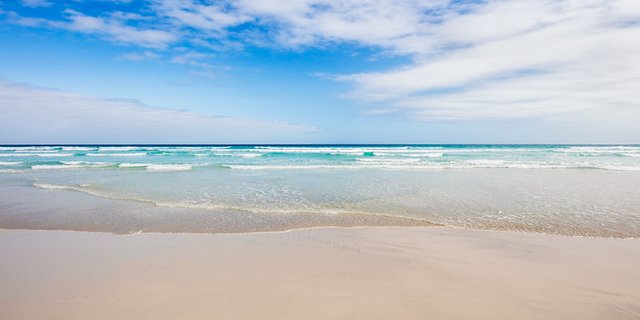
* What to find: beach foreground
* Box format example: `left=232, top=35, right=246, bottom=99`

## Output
left=1, top=227, right=639, bottom=320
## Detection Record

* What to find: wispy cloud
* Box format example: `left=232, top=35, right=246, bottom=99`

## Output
left=21, top=0, right=52, bottom=8
left=120, top=50, right=161, bottom=61
left=8, top=8, right=178, bottom=49
left=170, top=50, right=211, bottom=66
left=0, top=81, right=319, bottom=144
left=62, top=9, right=178, bottom=48
left=154, top=0, right=253, bottom=32
left=336, top=0, right=640, bottom=120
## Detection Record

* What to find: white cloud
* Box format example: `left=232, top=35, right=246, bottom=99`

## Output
left=0, top=82, right=319, bottom=144
left=154, top=0, right=253, bottom=31
left=231, top=0, right=446, bottom=48
left=331, top=0, right=640, bottom=120
left=148, top=0, right=640, bottom=122
left=7, top=0, right=640, bottom=124
left=8, top=9, right=178, bottom=49
left=170, top=51, right=210, bottom=65
left=62, top=9, right=178, bottom=48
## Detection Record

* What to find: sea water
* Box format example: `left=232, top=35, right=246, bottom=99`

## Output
left=1, top=145, right=639, bottom=237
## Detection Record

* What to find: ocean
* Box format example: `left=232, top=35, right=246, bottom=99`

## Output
left=1, top=145, right=639, bottom=237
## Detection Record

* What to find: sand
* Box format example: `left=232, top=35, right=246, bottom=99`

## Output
left=1, top=227, right=639, bottom=320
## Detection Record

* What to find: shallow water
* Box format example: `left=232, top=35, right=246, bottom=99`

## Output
left=1, top=145, right=639, bottom=237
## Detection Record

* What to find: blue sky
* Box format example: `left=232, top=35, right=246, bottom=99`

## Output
left=1, top=0, right=639, bottom=144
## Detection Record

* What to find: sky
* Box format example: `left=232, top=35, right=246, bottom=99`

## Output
left=0, top=0, right=639, bottom=144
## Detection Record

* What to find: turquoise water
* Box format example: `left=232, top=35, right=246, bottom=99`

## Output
left=1, top=145, right=639, bottom=237
left=1, top=145, right=640, bottom=172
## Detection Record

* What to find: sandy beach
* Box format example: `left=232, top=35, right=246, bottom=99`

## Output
left=4, top=0, right=640, bottom=317
left=1, top=227, right=639, bottom=320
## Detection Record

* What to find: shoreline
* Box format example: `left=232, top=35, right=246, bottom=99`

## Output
left=2, top=178, right=640, bottom=238
left=2, top=226, right=639, bottom=319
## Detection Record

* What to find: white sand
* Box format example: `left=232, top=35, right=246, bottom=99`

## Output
left=1, top=227, right=639, bottom=319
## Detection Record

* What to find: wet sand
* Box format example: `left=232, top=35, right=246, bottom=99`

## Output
left=0, top=184, right=436, bottom=234
left=1, top=227, right=639, bottom=320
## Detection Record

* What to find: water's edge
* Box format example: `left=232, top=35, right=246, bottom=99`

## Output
left=2, top=145, right=639, bottom=238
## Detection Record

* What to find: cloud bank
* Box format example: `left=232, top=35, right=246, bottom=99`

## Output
left=5, top=0, right=640, bottom=125
left=0, top=82, right=319, bottom=144
left=336, top=0, right=640, bottom=120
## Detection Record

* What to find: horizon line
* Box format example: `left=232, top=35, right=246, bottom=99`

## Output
left=2, top=143, right=639, bottom=147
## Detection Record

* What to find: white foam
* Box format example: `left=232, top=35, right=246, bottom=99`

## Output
left=222, top=164, right=439, bottom=170
left=98, top=146, right=140, bottom=151
left=32, top=183, right=132, bottom=202
left=223, top=164, right=348, bottom=170
left=0, top=146, right=57, bottom=151
left=0, top=169, right=26, bottom=173
left=86, top=153, right=147, bottom=157
left=0, top=153, right=73, bottom=157
left=31, top=162, right=111, bottom=170
left=562, top=146, right=640, bottom=154
left=60, top=161, right=85, bottom=165
left=212, top=152, right=264, bottom=158
left=119, top=163, right=153, bottom=168
left=61, top=146, right=96, bottom=151
left=155, top=147, right=221, bottom=152
left=60, top=161, right=112, bottom=167
left=222, top=162, right=630, bottom=171
left=237, top=153, right=262, bottom=158
left=146, top=164, right=193, bottom=171
left=356, top=158, right=422, bottom=164
left=0, top=161, right=22, bottom=166
left=33, top=183, right=72, bottom=190
left=252, top=146, right=421, bottom=155
left=11, top=150, right=59, bottom=153
left=375, top=152, right=444, bottom=157
left=31, top=164, right=85, bottom=170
